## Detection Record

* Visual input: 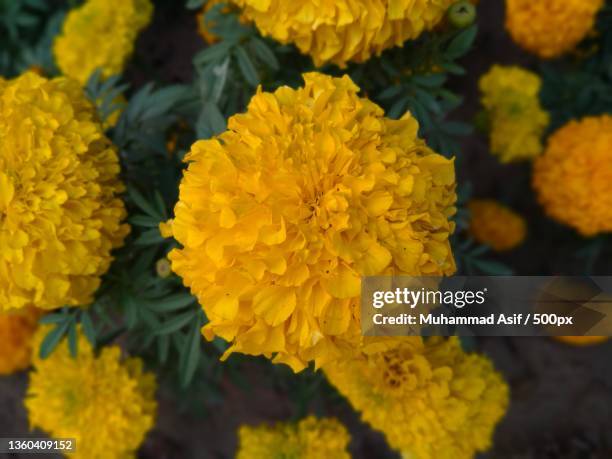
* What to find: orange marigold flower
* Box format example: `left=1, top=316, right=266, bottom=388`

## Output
left=506, top=0, right=604, bottom=58
left=533, top=115, right=612, bottom=236
left=0, top=307, right=41, bottom=375
left=468, top=199, right=526, bottom=251
left=554, top=336, right=609, bottom=346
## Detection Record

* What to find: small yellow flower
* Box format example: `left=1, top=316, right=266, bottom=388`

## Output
left=0, top=307, right=41, bottom=375
left=0, top=72, right=129, bottom=312
left=54, top=0, right=153, bottom=84
left=230, top=0, right=456, bottom=67
left=506, top=0, right=604, bottom=58
left=162, top=72, right=457, bottom=372
left=236, top=416, right=352, bottom=459
left=533, top=115, right=612, bottom=236
left=479, top=65, right=549, bottom=163
left=324, top=337, right=509, bottom=459
left=468, top=199, right=526, bottom=251
left=25, top=327, right=157, bottom=459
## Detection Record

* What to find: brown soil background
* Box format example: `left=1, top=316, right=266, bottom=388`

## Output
left=2, top=1, right=612, bottom=458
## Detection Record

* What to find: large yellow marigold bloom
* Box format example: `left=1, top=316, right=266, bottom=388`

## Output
left=162, top=72, right=456, bottom=371
left=25, top=328, right=157, bottom=459
left=506, top=0, right=604, bottom=58
left=479, top=65, right=549, bottom=163
left=533, top=115, right=612, bottom=236
left=230, top=0, right=456, bottom=67
left=0, top=72, right=129, bottom=312
left=0, top=307, right=41, bottom=375
left=468, top=199, right=526, bottom=251
left=237, top=416, right=351, bottom=459
left=324, top=337, right=509, bottom=459
left=53, top=0, right=153, bottom=84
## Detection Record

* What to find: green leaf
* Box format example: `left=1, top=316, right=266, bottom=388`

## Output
left=81, top=311, right=96, bottom=347
left=147, top=293, right=197, bottom=313
left=446, top=25, right=478, bottom=59
left=158, top=335, right=170, bottom=364
left=134, top=228, right=165, bottom=246
left=127, top=186, right=163, bottom=219
left=250, top=37, right=279, bottom=71
left=155, top=310, right=198, bottom=335
left=39, top=321, right=70, bottom=359
left=129, top=214, right=161, bottom=228
left=179, top=320, right=203, bottom=388
left=39, top=313, right=68, bottom=325
left=67, top=321, right=78, bottom=357
left=234, top=45, right=259, bottom=87
left=412, top=73, right=446, bottom=88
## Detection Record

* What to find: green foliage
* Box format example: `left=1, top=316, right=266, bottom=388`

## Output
left=540, top=3, right=612, bottom=130
left=0, top=0, right=65, bottom=76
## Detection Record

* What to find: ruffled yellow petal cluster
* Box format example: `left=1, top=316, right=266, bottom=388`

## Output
left=0, top=307, right=41, bottom=375
left=237, top=416, right=351, bottom=459
left=229, top=0, right=456, bottom=67
left=162, top=72, right=456, bottom=372
left=53, top=0, right=153, bottom=84
left=506, top=0, right=604, bottom=58
left=25, top=327, right=157, bottom=459
left=468, top=199, right=526, bottom=251
left=479, top=65, right=549, bottom=163
left=533, top=115, right=612, bottom=236
left=324, top=337, right=509, bottom=459
left=0, top=72, right=129, bottom=312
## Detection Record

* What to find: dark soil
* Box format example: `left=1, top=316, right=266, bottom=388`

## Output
left=2, top=1, right=611, bottom=458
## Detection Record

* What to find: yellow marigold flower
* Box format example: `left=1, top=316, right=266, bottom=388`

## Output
left=479, top=65, right=549, bottom=163
left=25, top=327, right=157, bottom=459
left=506, top=0, right=604, bottom=58
left=229, top=0, right=456, bottom=67
left=237, top=416, right=351, bottom=459
left=53, top=0, right=153, bottom=84
left=162, top=72, right=457, bottom=372
left=0, top=72, right=129, bottom=312
left=324, top=337, right=509, bottom=459
left=468, top=199, right=526, bottom=251
left=533, top=115, right=612, bottom=236
left=0, top=307, right=41, bottom=375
